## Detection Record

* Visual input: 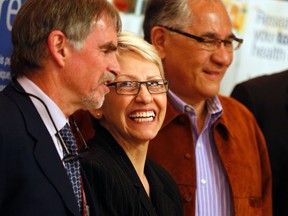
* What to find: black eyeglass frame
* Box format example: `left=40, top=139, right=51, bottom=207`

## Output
left=107, top=79, right=170, bottom=95
left=158, top=25, right=243, bottom=51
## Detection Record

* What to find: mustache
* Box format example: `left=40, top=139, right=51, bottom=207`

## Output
left=98, top=71, right=116, bottom=85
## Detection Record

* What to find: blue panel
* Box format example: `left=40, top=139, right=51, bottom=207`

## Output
left=0, top=0, right=24, bottom=91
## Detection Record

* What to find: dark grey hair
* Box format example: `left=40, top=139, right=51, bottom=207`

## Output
left=143, top=0, right=192, bottom=43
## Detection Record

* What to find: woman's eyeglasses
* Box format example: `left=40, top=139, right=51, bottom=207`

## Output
left=107, top=79, right=169, bottom=95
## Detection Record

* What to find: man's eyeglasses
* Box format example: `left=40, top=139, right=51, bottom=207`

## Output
left=107, top=79, right=169, bottom=95
left=159, top=25, right=243, bottom=52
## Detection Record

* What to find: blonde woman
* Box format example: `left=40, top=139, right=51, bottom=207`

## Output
left=81, top=32, right=183, bottom=216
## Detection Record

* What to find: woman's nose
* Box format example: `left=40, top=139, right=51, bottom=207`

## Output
left=135, top=84, right=153, bottom=104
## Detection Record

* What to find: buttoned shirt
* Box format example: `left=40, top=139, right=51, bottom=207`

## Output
left=17, top=76, right=67, bottom=159
left=73, top=90, right=273, bottom=215
left=169, top=90, right=233, bottom=216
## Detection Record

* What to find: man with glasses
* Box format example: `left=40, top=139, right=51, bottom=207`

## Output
left=143, top=0, right=272, bottom=215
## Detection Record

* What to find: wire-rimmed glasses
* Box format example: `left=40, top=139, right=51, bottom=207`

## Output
left=107, top=79, right=169, bottom=95
left=159, top=25, right=243, bottom=52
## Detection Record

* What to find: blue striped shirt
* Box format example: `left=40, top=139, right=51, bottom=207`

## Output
left=168, top=91, right=233, bottom=216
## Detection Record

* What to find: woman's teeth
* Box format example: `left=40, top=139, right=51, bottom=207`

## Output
left=129, top=111, right=155, bottom=122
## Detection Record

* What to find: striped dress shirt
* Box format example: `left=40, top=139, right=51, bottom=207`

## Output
left=169, top=91, right=233, bottom=216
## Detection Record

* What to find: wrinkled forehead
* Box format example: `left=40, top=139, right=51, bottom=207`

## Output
left=187, top=0, right=232, bottom=35
left=188, top=0, right=231, bottom=23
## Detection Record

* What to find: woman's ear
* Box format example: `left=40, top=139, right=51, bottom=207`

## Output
left=89, top=109, right=103, bottom=120
left=47, top=30, right=68, bottom=67
left=150, top=26, right=168, bottom=60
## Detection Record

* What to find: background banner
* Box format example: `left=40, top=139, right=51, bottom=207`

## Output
left=0, top=0, right=24, bottom=91
left=0, top=0, right=288, bottom=94
left=221, top=0, right=288, bottom=94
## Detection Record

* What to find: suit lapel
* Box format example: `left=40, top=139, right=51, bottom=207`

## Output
left=102, top=130, right=157, bottom=216
left=5, top=83, right=80, bottom=216
left=145, top=161, right=165, bottom=215
left=33, top=134, right=80, bottom=216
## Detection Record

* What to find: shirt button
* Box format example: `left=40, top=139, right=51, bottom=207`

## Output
left=185, top=106, right=193, bottom=112
left=184, top=195, right=192, bottom=202
left=185, top=153, right=192, bottom=160
left=201, top=179, right=207, bottom=184
left=197, top=143, right=202, bottom=148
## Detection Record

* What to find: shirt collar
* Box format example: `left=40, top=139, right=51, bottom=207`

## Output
left=168, top=90, right=223, bottom=119
left=17, top=76, right=67, bottom=135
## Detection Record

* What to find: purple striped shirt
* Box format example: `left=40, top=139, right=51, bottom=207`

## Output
left=168, top=91, right=233, bottom=216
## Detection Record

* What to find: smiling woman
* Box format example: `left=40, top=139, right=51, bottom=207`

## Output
left=80, top=32, right=183, bottom=216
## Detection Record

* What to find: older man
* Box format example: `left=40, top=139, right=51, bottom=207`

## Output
left=143, top=0, right=272, bottom=215
left=0, top=0, right=121, bottom=215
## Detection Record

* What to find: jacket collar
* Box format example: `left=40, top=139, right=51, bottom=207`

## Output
left=5, top=81, right=81, bottom=216
left=162, top=97, right=184, bottom=129
left=91, top=122, right=161, bottom=216
left=162, top=95, right=234, bottom=139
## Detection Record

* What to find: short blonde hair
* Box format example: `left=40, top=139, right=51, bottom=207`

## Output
left=117, top=32, right=165, bottom=78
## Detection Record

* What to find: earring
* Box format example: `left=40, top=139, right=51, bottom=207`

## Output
left=90, top=109, right=103, bottom=120
left=95, top=110, right=103, bottom=120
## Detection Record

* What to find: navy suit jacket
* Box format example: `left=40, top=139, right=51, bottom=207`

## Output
left=0, top=82, right=97, bottom=216
left=231, top=70, right=288, bottom=216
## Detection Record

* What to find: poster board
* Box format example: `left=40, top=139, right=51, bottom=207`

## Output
left=221, top=0, right=288, bottom=95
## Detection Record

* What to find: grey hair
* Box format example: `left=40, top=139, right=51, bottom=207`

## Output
left=117, top=32, right=165, bottom=78
left=143, top=0, right=193, bottom=42
left=11, top=0, right=121, bottom=77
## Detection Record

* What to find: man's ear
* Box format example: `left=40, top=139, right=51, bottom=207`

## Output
left=47, top=30, right=68, bottom=67
left=150, top=26, right=168, bottom=60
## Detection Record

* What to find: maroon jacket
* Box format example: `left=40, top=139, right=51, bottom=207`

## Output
left=147, top=95, right=272, bottom=216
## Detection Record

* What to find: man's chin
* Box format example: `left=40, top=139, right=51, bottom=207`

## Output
left=82, top=93, right=105, bottom=110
